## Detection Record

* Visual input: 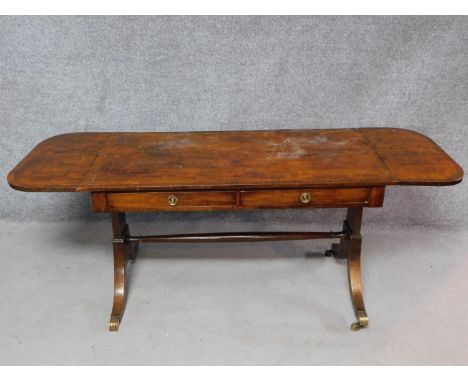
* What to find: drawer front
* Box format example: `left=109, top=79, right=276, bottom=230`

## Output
left=92, top=191, right=237, bottom=212
left=240, top=188, right=374, bottom=208
left=92, top=187, right=384, bottom=212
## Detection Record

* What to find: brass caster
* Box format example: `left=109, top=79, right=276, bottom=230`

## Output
left=351, top=310, right=368, bottom=331
left=109, top=316, right=120, bottom=331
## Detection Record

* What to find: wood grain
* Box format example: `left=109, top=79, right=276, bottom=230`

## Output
left=8, top=128, right=463, bottom=192
left=91, top=186, right=385, bottom=212
left=8, top=133, right=110, bottom=192
left=360, top=128, right=463, bottom=186
left=96, top=190, right=237, bottom=212
left=240, top=187, right=373, bottom=208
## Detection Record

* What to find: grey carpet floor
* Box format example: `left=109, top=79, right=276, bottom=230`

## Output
left=1, top=219, right=467, bottom=365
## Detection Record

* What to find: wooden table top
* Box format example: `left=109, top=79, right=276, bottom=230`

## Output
left=7, top=128, right=463, bottom=192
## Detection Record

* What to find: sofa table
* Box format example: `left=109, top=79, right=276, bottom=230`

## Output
left=7, top=128, right=463, bottom=331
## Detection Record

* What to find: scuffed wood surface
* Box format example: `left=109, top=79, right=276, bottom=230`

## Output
left=8, top=128, right=463, bottom=192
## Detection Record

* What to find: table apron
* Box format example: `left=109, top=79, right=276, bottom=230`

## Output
left=91, top=186, right=385, bottom=212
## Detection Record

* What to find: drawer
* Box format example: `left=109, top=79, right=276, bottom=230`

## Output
left=240, top=187, right=381, bottom=208
left=92, top=187, right=385, bottom=212
left=92, top=191, right=237, bottom=212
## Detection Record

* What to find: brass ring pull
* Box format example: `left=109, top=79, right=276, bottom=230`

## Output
left=167, top=194, right=178, bottom=206
left=300, top=192, right=311, bottom=204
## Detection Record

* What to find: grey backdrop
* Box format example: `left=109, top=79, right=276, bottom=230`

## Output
left=1, top=16, right=467, bottom=226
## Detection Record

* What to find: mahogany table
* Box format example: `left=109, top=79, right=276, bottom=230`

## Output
left=7, top=128, right=463, bottom=331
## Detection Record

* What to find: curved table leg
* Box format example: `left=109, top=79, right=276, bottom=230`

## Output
left=344, top=207, right=368, bottom=331
left=347, top=234, right=368, bottom=331
left=109, top=212, right=138, bottom=331
left=326, top=207, right=368, bottom=331
left=109, top=241, right=127, bottom=331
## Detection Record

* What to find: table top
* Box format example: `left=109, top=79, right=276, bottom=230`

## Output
left=7, top=128, right=463, bottom=192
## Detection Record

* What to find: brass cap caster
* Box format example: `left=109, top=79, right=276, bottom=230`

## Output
left=109, top=316, right=120, bottom=331
left=351, top=310, right=368, bottom=331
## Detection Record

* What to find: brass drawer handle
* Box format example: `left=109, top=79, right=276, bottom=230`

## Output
left=300, top=192, right=311, bottom=204
left=167, top=194, right=178, bottom=206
